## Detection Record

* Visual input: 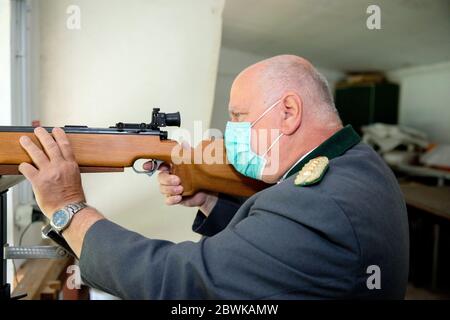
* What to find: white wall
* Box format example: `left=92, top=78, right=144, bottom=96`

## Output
left=388, top=61, right=450, bottom=144
left=0, top=0, right=15, bottom=288
left=0, top=0, right=11, bottom=125
left=210, top=46, right=343, bottom=131
left=38, top=0, right=224, bottom=242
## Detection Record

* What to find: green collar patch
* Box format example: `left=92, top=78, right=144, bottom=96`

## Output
left=286, top=125, right=361, bottom=180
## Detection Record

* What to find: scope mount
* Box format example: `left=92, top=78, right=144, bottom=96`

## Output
left=111, top=108, right=181, bottom=139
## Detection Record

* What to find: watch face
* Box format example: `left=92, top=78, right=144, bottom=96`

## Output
left=52, top=209, right=70, bottom=229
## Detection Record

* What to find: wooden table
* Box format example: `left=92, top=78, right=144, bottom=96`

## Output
left=12, top=257, right=72, bottom=300
left=400, top=183, right=450, bottom=290
left=400, top=183, right=450, bottom=221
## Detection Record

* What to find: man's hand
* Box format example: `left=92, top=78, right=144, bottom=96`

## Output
left=18, top=127, right=86, bottom=217
left=154, top=162, right=218, bottom=217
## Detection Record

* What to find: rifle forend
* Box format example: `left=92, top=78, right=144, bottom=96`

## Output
left=0, top=109, right=269, bottom=197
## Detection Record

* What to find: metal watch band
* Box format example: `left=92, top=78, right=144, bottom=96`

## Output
left=65, top=202, right=87, bottom=215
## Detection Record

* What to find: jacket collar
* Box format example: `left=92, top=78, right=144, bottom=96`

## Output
left=284, top=125, right=361, bottom=179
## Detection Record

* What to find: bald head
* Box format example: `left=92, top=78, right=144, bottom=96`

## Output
left=231, top=55, right=341, bottom=126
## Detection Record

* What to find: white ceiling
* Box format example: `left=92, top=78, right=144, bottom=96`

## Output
left=222, top=0, right=450, bottom=71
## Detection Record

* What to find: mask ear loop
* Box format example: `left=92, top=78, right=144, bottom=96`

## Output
left=249, top=98, right=283, bottom=179
left=257, top=132, right=283, bottom=180
left=254, top=98, right=284, bottom=156
left=250, top=99, right=282, bottom=128
left=261, top=132, right=283, bottom=157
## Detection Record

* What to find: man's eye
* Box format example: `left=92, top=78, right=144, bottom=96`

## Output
left=229, top=111, right=247, bottom=121
left=233, top=112, right=245, bottom=119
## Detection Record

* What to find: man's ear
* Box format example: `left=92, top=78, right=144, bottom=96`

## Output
left=280, top=93, right=302, bottom=135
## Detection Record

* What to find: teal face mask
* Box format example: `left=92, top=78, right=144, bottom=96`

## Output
left=225, top=100, right=284, bottom=180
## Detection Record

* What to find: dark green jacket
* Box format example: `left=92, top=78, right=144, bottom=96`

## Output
left=79, top=126, right=409, bottom=299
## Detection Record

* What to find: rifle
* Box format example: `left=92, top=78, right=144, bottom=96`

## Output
left=0, top=108, right=268, bottom=197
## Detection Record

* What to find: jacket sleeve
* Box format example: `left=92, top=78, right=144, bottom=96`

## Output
left=191, top=194, right=245, bottom=237
left=79, top=190, right=359, bottom=300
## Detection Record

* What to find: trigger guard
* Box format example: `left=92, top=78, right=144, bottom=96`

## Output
left=133, top=160, right=164, bottom=177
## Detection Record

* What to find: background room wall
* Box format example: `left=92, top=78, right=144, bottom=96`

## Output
left=388, top=61, right=450, bottom=144
left=214, top=0, right=449, bottom=145
left=36, top=0, right=225, bottom=242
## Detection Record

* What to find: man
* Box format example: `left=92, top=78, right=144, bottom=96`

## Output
left=18, top=55, right=409, bottom=299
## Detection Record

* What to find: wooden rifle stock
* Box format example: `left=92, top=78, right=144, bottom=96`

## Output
left=0, top=131, right=269, bottom=197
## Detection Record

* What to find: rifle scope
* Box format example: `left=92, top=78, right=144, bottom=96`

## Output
left=150, top=108, right=181, bottom=129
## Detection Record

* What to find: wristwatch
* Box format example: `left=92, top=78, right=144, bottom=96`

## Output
left=50, top=202, right=87, bottom=233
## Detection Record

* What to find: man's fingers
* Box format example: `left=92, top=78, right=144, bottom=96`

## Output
left=157, top=171, right=180, bottom=186
left=156, top=162, right=170, bottom=172
left=52, top=127, right=76, bottom=161
left=143, top=161, right=153, bottom=171
left=34, top=127, right=63, bottom=161
left=165, top=195, right=182, bottom=205
left=18, top=162, right=39, bottom=181
left=160, top=185, right=183, bottom=196
left=19, top=136, right=50, bottom=168
left=142, top=161, right=168, bottom=172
